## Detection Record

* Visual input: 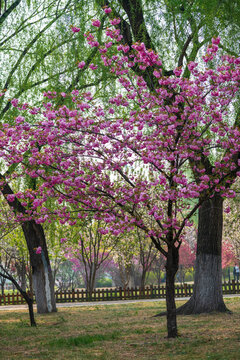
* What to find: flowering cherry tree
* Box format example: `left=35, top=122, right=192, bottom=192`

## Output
left=1, top=12, right=240, bottom=337
left=222, top=239, right=236, bottom=269
left=178, top=239, right=196, bottom=284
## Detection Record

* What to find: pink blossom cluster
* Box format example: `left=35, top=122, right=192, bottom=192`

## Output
left=0, top=20, right=240, bottom=254
left=92, top=19, right=101, bottom=28
left=71, top=26, right=80, bottom=33
left=78, top=61, right=85, bottom=69
left=104, top=7, right=112, bottom=14
left=36, top=246, right=42, bottom=254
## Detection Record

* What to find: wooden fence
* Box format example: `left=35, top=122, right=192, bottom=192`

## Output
left=0, top=281, right=239, bottom=306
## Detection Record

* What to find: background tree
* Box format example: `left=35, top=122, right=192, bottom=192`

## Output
left=55, top=260, right=83, bottom=291
left=223, top=184, right=240, bottom=262
left=110, top=236, right=137, bottom=289
left=150, top=252, right=166, bottom=286
left=63, top=218, right=116, bottom=295
left=178, top=239, right=196, bottom=284
left=133, top=229, right=158, bottom=288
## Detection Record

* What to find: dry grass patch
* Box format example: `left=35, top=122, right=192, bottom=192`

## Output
left=0, top=298, right=239, bottom=360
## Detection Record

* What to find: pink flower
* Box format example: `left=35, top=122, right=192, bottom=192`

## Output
left=71, top=26, right=80, bottom=33
left=89, top=63, right=98, bottom=70
left=11, top=98, right=19, bottom=107
left=61, top=92, right=66, bottom=97
left=187, top=61, right=198, bottom=71
left=36, top=246, right=42, bottom=254
left=105, top=42, right=113, bottom=48
left=60, top=238, right=67, bottom=243
left=224, top=206, right=231, bottom=214
left=7, top=194, right=15, bottom=202
left=92, top=19, right=101, bottom=27
left=110, top=18, right=121, bottom=26
left=173, top=67, right=182, bottom=77
left=212, top=37, right=220, bottom=45
left=104, top=7, right=112, bottom=14
left=78, top=61, right=86, bottom=69
left=15, top=116, right=25, bottom=124
left=32, top=199, right=42, bottom=208
left=72, top=89, right=79, bottom=96
left=98, top=228, right=109, bottom=235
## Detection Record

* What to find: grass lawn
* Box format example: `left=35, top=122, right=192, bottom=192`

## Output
left=0, top=298, right=239, bottom=360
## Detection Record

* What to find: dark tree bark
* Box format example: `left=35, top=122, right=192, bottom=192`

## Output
left=176, top=195, right=229, bottom=314
left=117, top=0, right=154, bottom=48
left=155, top=195, right=229, bottom=318
left=1, top=175, right=57, bottom=313
left=25, top=296, right=36, bottom=327
left=165, top=245, right=179, bottom=338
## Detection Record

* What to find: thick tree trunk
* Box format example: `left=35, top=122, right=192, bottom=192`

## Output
left=1, top=178, right=56, bottom=314
left=22, top=221, right=57, bottom=314
left=165, top=245, right=179, bottom=338
left=177, top=195, right=228, bottom=314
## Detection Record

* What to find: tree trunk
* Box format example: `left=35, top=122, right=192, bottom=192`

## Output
left=27, top=298, right=36, bottom=327
left=21, top=293, right=36, bottom=327
left=165, top=245, right=179, bottom=338
left=16, top=259, right=27, bottom=291
left=20, top=269, right=27, bottom=292
left=140, top=269, right=147, bottom=289
left=22, top=221, right=57, bottom=314
left=1, top=179, right=56, bottom=314
left=86, top=264, right=97, bottom=297
left=29, top=267, right=34, bottom=298
left=177, top=195, right=229, bottom=314
left=0, top=268, right=36, bottom=326
left=1, top=281, right=4, bottom=296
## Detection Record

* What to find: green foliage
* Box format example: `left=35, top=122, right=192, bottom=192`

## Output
left=0, top=0, right=109, bottom=117
left=96, top=276, right=112, bottom=288
left=49, top=331, right=120, bottom=348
